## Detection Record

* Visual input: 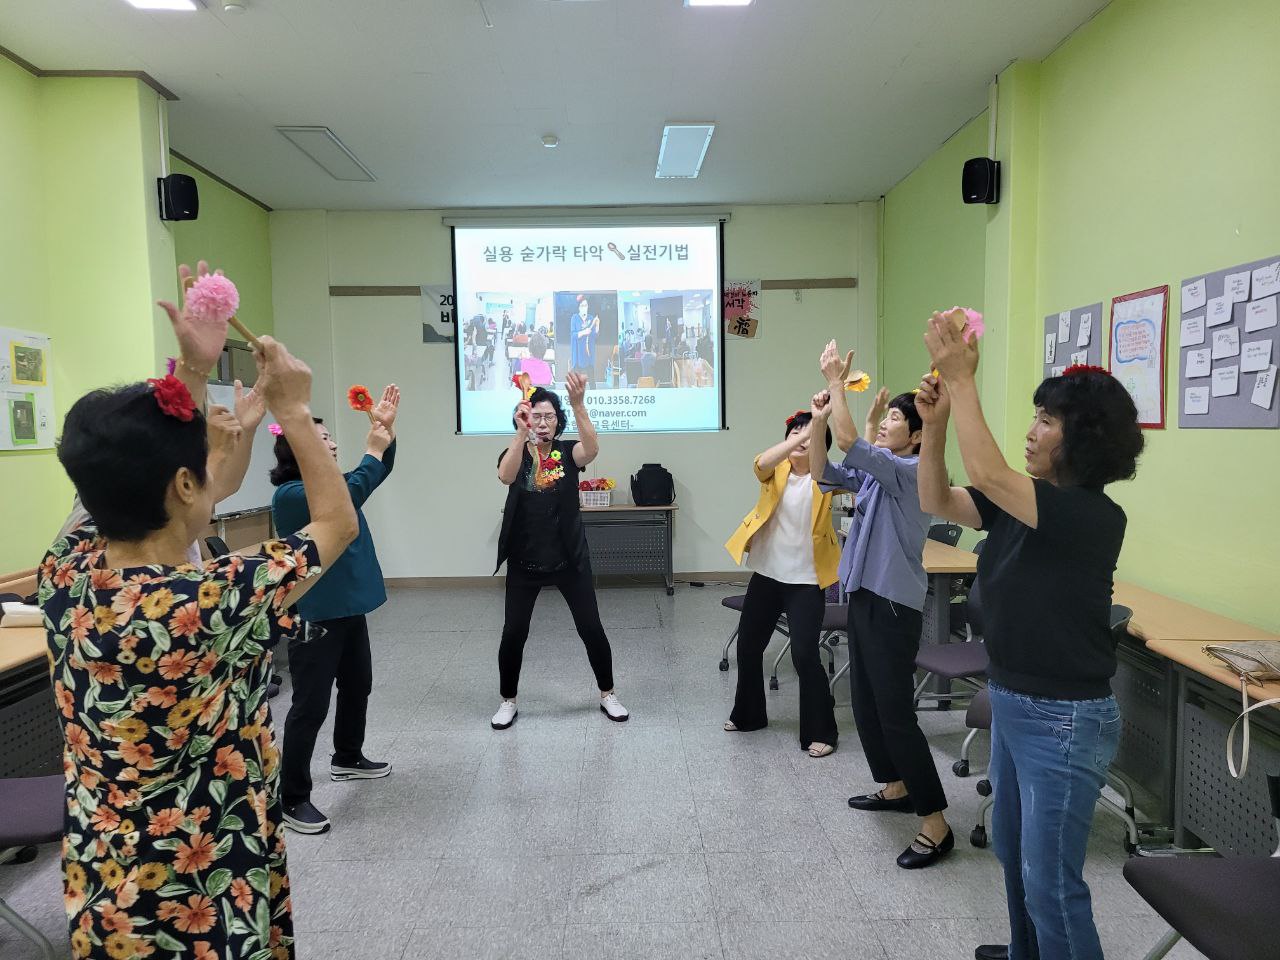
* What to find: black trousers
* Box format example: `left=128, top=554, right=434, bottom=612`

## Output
left=281, top=614, right=373, bottom=806
left=499, top=563, right=614, bottom=699
left=847, top=588, right=947, bottom=816
left=730, top=573, right=838, bottom=751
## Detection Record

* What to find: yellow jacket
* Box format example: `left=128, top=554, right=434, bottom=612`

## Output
left=725, top=458, right=841, bottom=589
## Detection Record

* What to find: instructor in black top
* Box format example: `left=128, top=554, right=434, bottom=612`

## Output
left=915, top=309, right=1143, bottom=960
left=492, top=372, right=629, bottom=729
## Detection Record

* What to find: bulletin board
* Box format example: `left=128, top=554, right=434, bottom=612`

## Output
left=1042, top=302, right=1104, bottom=381
left=1177, top=254, right=1280, bottom=429
left=0, top=327, right=55, bottom=451
left=1109, top=286, right=1169, bottom=429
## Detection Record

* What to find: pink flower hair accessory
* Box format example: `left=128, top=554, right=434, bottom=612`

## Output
left=268, top=423, right=284, bottom=437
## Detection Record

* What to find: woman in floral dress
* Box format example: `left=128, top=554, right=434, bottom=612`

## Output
left=40, top=267, right=358, bottom=960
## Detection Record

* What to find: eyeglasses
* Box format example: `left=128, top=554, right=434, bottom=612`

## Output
left=529, top=413, right=558, bottom=424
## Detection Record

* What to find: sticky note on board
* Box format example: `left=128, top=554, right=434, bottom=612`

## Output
left=1184, top=386, right=1210, bottom=415
left=1077, top=313, right=1093, bottom=347
left=1211, top=365, right=1239, bottom=397
left=1244, top=295, right=1278, bottom=333
left=1212, top=327, right=1241, bottom=360
left=1250, top=365, right=1277, bottom=410
left=1226, top=271, right=1251, bottom=303
left=1182, top=278, right=1207, bottom=312
left=1180, top=315, right=1205, bottom=347
left=1252, top=262, right=1280, bottom=299
left=1205, top=296, right=1233, bottom=327
left=1070, top=350, right=1088, bottom=366
left=1058, top=312, right=1072, bottom=344
left=1184, top=348, right=1211, bottom=378
left=1050, top=365, right=1066, bottom=377
left=1045, top=332, right=1057, bottom=364
left=1241, top=339, right=1273, bottom=374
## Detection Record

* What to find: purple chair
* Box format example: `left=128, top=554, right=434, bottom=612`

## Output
left=0, top=774, right=64, bottom=959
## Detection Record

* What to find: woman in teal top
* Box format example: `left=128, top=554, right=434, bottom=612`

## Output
left=269, top=386, right=400, bottom=836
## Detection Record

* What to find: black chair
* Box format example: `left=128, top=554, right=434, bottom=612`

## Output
left=1124, top=773, right=1280, bottom=960
left=913, top=575, right=988, bottom=711
left=0, top=775, right=64, bottom=959
left=623, top=358, right=642, bottom=386
left=927, top=523, right=962, bottom=546
left=204, top=535, right=231, bottom=558
left=718, top=594, right=790, bottom=672
left=769, top=602, right=847, bottom=691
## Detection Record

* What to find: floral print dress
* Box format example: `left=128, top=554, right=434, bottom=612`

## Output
left=38, top=526, right=321, bottom=960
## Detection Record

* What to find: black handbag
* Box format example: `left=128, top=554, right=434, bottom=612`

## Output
left=630, top=463, right=675, bottom=506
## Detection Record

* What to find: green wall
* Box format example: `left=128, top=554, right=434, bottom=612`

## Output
left=1033, top=0, right=1279, bottom=630
left=0, top=64, right=176, bottom=574
left=880, top=111, right=988, bottom=395
left=881, top=0, right=1280, bottom=631
left=170, top=157, right=273, bottom=340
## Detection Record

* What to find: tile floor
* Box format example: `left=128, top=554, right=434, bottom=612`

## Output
left=0, top=582, right=1208, bottom=959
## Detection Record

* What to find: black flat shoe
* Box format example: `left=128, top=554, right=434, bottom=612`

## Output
left=896, top=828, right=954, bottom=869
left=974, top=947, right=1008, bottom=960
left=847, top=790, right=913, bottom=812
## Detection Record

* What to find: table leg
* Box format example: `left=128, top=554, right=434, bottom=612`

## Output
left=665, top=511, right=675, bottom=595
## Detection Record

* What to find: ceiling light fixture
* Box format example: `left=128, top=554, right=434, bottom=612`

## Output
left=223, top=1, right=247, bottom=12
left=124, top=0, right=203, bottom=10
left=684, top=0, right=753, bottom=7
left=542, top=134, right=560, bottom=149
left=276, top=126, right=376, bottom=182
left=655, top=123, right=715, bottom=179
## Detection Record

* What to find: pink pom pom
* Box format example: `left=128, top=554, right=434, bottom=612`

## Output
left=268, top=423, right=283, bottom=437
left=961, top=308, right=985, bottom=343
left=185, top=273, right=240, bottom=324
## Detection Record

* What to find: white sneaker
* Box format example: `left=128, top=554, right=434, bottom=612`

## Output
left=491, top=700, right=518, bottom=730
left=599, top=692, right=630, bottom=723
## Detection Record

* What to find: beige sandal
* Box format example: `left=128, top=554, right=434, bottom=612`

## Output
left=723, top=721, right=739, bottom=732
left=808, top=742, right=835, bottom=758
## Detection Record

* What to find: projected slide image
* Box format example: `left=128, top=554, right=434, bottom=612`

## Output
left=462, top=293, right=557, bottom=392
left=454, top=223, right=722, bottom=434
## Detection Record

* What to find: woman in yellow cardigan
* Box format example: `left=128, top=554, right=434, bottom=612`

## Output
left=724, top=406, right=843, bottom=757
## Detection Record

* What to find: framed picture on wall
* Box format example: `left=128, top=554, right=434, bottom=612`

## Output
left=1109, top=285, right=1169, bottom=429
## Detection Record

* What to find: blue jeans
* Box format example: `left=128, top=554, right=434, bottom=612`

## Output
left=988, top=682, right=1121, bottom=960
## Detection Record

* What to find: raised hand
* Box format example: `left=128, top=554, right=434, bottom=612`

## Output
left=566, top=372, right=588, bottom=406
left=256, top=337, right=313, bottom=416
left=233, top=379, right=266, bottom=432
left=514, top=400, right=534, bottom=438
left=924, top=309, right=979, bottom=381
left=810, top=389, right=832, bottom=420
left=206, top=404, right=242, bottom=458
left=914, top=373, right=951, bottom=425
left=366, top=421, right=392, bottom=456
left=157, top=261, right=227, bottom=374
left=372, top=384, right=400, bottom=432
left=820, top=339, right=855, bottom=385
left=867, top=386, right=890, bottom=426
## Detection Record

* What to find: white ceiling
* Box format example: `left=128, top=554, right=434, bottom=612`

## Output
left=1, top=0, right=1109, bottom=210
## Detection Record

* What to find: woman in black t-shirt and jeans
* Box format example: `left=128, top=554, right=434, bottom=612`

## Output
left=492, top=374, right=629, bottom=729
left=914, top=309, right=1143, bottom=960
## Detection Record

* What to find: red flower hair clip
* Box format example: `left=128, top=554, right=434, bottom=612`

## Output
left=785, top=409, right=807, bottom=431
left=146, top=374, right=196, bottom=422
left=1062, top=364, right=1108, bottom=378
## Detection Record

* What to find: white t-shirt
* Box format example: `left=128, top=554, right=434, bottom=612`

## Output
left=746, top=472, right=817, bottom=585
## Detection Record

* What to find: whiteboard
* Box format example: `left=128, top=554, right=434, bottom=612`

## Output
left=207, top=382, right=276, bottom=516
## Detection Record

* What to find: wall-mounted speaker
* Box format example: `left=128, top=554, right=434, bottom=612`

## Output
left=962, top=157, right=1000, bottom=204
left=157, top=173, right=199, bottom=221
